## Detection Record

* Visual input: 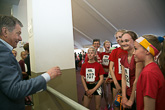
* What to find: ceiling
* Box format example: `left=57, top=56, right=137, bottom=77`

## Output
left=0, top=0, right=165, bottom=49
left=72, top=0, right=165, bottom=48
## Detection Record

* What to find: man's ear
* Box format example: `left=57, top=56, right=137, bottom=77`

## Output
left=1, top=27, right=8, bottom=37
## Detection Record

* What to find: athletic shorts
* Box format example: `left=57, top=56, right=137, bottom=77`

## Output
left=84, top=83, right=102, bottom=96
left=104, top=74, right=108, bottom=80
left=110, top=80, right=121, bottom=93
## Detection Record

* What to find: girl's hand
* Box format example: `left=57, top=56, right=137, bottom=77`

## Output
left=106, top=79, right=113, bottom=83
left=87, top=89, right=95, bottom=96
left=105, top=77, right=112, bottom=83
left=116, top=83, right=121, bottom=92
left=86, top=90, right=93, bottom=98
left=125, top=100, right=133, bottom=109
left=121, top=97, right=128, bottom=108
left=105, top=77, right=109, bottom=83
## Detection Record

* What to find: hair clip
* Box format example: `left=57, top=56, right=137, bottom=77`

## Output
left=157, top=36, right=164, bottom=43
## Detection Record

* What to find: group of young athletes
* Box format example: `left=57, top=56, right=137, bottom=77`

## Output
left=80, top=30, right=165, bottom=110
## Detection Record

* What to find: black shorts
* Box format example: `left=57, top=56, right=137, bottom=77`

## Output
left=110, top=80, right=121, bottom=93
left=104, top=74, right=108, bottom=80
left=84, top=83, right=102, bottom=96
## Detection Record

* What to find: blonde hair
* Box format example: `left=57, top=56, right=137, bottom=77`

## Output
left=103, top=40, right=111, bottom=46
left=20, top=51, right=26, bottom=56
left=142, top=35, right=165, bottom=77
left=115, top=29, right=127, bottom=37
left=88, top=47, right=97, bottom=62
left=88, top=47, right=96, bottom=54
left=12, top=49, right=17, bottom=57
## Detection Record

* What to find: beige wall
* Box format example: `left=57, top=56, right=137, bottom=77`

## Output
left=31, top=69, right=78, bottom=110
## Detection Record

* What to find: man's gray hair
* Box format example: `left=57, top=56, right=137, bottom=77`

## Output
left=0, top=15, right=23, bottom=34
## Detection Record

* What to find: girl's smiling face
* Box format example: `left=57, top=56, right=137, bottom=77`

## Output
left=121, top=33, right=134, bottom=51
left=133, top=41, right=147, bottom=62
left=87, top=48, right=96, bottom=60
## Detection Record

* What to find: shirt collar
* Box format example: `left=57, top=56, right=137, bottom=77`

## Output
left=0, top=38, right=13, bottom=51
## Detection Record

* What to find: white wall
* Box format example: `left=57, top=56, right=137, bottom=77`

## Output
left=12, top=0, right=29, bottom=61
left=27, top=0, right=75, bottom=72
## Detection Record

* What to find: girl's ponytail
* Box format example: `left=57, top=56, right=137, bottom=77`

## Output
left=158, top=36, right=165, bottom=77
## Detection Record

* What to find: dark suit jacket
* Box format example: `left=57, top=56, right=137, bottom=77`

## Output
left=0, top=40, right=47, bottom=110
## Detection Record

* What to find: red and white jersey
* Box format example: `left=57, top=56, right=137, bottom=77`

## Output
left=100, top=52, right=110, bottom=69
left=80, top=62, right=104, bottom=83
left=109, top=47, right=127, bottom=80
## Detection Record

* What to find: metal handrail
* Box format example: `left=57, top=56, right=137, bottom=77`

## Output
left=47, top=86, right=89, bottom=110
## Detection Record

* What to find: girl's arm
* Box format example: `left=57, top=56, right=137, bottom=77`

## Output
left=109, top=61, right=121, bottom=92
left=93, top=74, right=104, bottom=91
left=81, top=76, right=88, bottom=92
left=87, top=75, right=104, bottom=96
left=144, top=96, right=155, bottom=110
left=125, top=62, right=143, bottom=107
left=22, top=72, right=27, bottom=75
left=121, top=65, right=128, bottom=107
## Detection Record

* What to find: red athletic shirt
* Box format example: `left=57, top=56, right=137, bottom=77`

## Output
left=136, top=62, right=165, bottom=110
left=109, top=47, right=127, bottom=80
left=120, top=54, right=135, bottom=96
left=100, top=52, right=110, bottom=69
left=19, top=60, right=25, bottom=72
left=85, top=51, right=101, bottom=63
left=80, top=62, right=104, bottom=83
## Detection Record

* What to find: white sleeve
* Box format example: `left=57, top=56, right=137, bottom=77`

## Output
left=41, top=73, right=51, bottom=82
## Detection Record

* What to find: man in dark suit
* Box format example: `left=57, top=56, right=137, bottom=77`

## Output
left=0, top=15, right=62, bottom=110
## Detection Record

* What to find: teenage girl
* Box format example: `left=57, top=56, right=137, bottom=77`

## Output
left=80, top=47, right=104, bottom=110
left=85, top=39, right=102, bottom=63
left=134, top=35, right=165, bottom=110
left=120, top=31, right=142, bottom=110
left=100, top=40, right=111, bottom=109
left=19, top=51, right=28, bottom=80
left=109, top=30, right=127, bottom=110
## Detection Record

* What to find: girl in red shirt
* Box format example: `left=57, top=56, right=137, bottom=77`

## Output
left=19, top=51, right=28, bottom=80
left=100, top=40, right=112, bottom=109
left=120, top=31, right=142, bottom=110
left=134, top=35, right=165, bottom=110
left=80, top=47, right=104, bottom=110
left=109, top=30, right=127, bottom=110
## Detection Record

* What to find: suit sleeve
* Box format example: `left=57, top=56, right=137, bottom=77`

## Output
left=0, top=51, right=46, bottom=100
